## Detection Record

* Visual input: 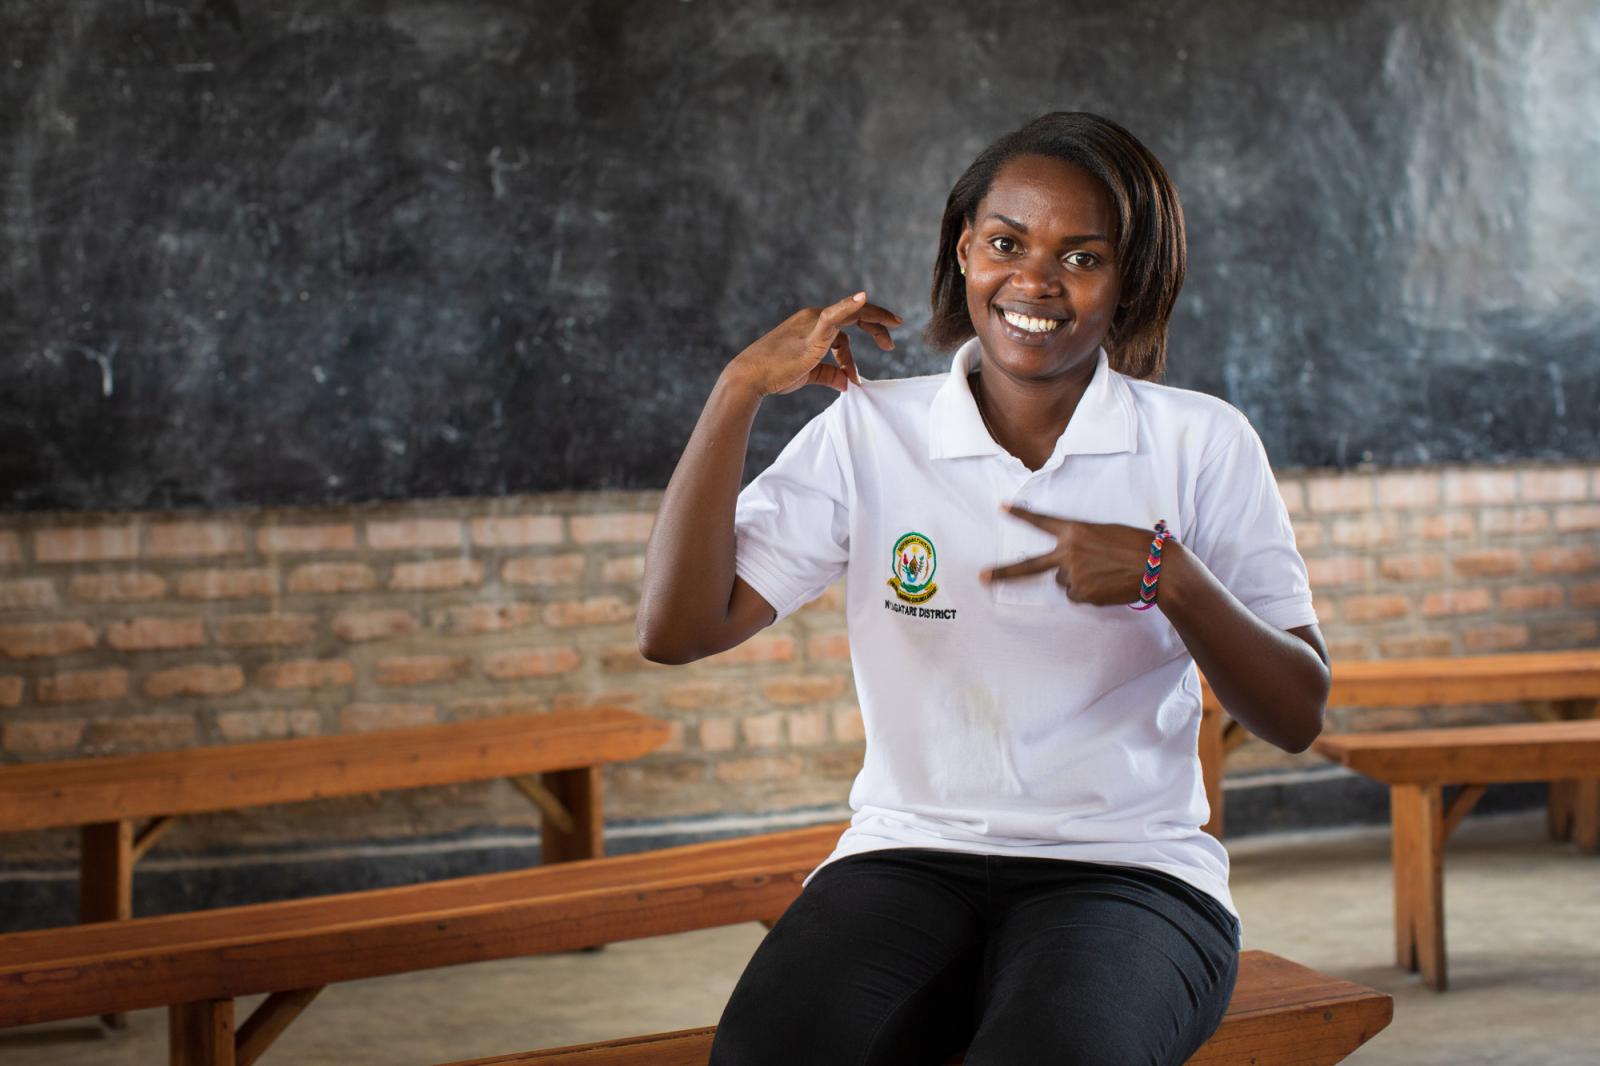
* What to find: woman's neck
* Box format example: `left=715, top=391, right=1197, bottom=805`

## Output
left=969, top=362, right=1094, bottom=473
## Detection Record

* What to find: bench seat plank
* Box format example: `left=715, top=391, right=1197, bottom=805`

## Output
left=1313, top=719, right=1600, bottom=786
left=0, top=708, right=670, bottom=832
left=438, top=952, right=1393, bottom=1066
left=0, top=822, right=847, bottom=1029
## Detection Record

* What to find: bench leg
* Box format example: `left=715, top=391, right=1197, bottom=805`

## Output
left=170, top=999, right=235, bottom=1066
left=1548, top=780, right=1576, bottom=841
left=1575, top=779, right=1600, bottom=854
left=1391, top=784, right=1447, bottom=991
left=540, top=765, right=604, bottom=864
left=81, top=820, right=134, bottom=1029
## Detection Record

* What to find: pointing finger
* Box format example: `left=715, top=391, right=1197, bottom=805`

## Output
left=1000, top=502, right=1062, bottom=532
left=980, top=550, right=1057, bottom=583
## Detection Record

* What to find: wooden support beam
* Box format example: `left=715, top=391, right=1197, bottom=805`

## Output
left=1221, top=718, right=1249, bottom=754
left=170, top=999, right=235, bottom=1066
left=539, top=766, right=604, bottom=865
left=134, top=814, right=178, bottom=863
left=1440, top=785, right=1486, bottom=843
left=81, top=820, right=134, bottom=1029
left=1391, top=784, right=1447, bottom=991
left=1574, top=778, right=1599, bottom=854
left=511, top=776, right=575, bottom=835
left=236, top=987, right=323, bottom=1066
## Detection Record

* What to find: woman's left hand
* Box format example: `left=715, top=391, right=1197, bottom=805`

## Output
left=980, top=504, right=1160, bottom=606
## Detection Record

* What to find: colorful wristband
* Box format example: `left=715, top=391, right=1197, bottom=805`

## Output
left=1129, top=520, right=1170, bottom=611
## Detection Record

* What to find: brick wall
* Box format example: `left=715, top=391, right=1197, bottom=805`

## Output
left=1, top=463, right=1598, bottom=866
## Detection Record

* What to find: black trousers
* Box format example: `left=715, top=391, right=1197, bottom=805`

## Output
left=710, top=847, right=1240, bottom=1066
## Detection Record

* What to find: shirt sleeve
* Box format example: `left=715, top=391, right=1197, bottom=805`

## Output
left=1184, top=415, right=1319, bottom=631
left=733, top=400, right=851, bottom=623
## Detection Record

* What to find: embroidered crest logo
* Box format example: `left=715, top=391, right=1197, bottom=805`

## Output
left=887, top=531, right=939, bottom=604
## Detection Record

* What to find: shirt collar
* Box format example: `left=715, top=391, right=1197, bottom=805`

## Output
left=927, top=337, right=1139, bottom=463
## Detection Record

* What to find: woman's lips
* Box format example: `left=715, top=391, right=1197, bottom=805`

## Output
left=993, top=305, right=1067, bottom=347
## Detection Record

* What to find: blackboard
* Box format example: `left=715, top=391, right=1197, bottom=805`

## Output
left=3, top=0, right=1597, bottom=513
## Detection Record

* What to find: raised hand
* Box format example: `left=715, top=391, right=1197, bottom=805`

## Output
left=725, top=291, right=902, bottom=397
left=980, top=504, right=1160, bottom=606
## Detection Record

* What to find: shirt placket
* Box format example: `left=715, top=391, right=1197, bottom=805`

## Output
left=991, top=461, right=1061, bottom=607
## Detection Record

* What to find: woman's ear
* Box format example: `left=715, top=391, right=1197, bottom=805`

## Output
left=955, top=224, right=971, bottom=277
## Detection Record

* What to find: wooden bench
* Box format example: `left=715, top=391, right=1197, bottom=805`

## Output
left=0, top=707, right=669, bottom=1026
left=437, top=951, right=1393, bottom=1066
left=1314, top=719, right=1600, bottom=991
left=1198, top=648, right=1600, bottom=836
left=0, top=821, right=848, bottom=1065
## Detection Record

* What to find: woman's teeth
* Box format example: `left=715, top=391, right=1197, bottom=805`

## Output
left=1000, top=309, right=1061, bottom=334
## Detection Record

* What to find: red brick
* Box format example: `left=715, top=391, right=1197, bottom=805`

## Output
left=702, top=635, right=795, bottom=667
left=174, top=568, right=277, bottom=600
left=0, top=675, right=21, bottom=707
left=483, top=646, right=581, bottom=680
left=1529, top=547, right=1597, bottom=574
left=599, top=643, right=667, bottom=673
left=831, top=707, right=865, bottom=744
left=0, top=578, right=57, bottom=610
left=1290, top=521, right=1323, bottom=550
left=447, top=695, right=548, bottom=719
left=1463, top=624, right=1530, bottom=652
left=799, top=584, right=846, bottom=614
left=698, top=718, right=737, bottom=752
left=107, top=616, right=205, bottom=652
left=145, top=664, right=245, bottom=698
left=339, top=703, right=438, bottom=733
left=569, top=513, right=655, bottom=544
left=502, top=554, right=586, bottom=586
left=37, top=669, right=129, bottom=704
left=550, top=690, right=645, bottom=714
left=215, top=709, right=322, bottom=742
left=1325, top=639, right=1373, bottom=662
left=811, top=748, right=865, bottom=779
left=663, top=681, right=747, bottom=711
left=1340, top=595, right=1411, bottom=623
left=543, top=596, right=634, bottom=628
left=740, top=712, right=784, bottom=749
left=611, top=760, right=706, bottom=793
left=87, top=714, right=196, bottom=751
left=600, top=555, right=646, bottom=583
left=714, top=754, right=804, bottom=783
left=655, top=720, right=688, bottom=755
left=68, top=572, right=167, bottom=602
left=1498, top=584, right=1564, bottom=611
left=375, top=655, right=472, bottom=686
left=1276, top=480, right=1306, bottom=516
left=1443, top=470, right=1517, bottom=505
left=1375, top=472, right=1441, bottom=509
left=258, top=658, right=355, bottom=690
left=1330, top=515, right=1401, bottom=549
left=365, top=518, right=463, bottom=551
left=1520, top=468, right=1589, bottom=503
left=807, top=631, right=852, bottom=661
left=1479, top=509, right=1549, bottom=538
left=1554, top=505, right=1600, bottom=533
left=470, top=515, right=564, bottom=548
left=761, top=675, right=850, bottom=705
left=1451, top=550, right=1522, bottom=578
left=215, top=613, right=316, bottom=647
left=286, top=563, right=378, bottom=594
left=1532, top=618, right=1599, bottom=646
left=147, top=521, right=247, bottom=558
left=389, top=559, right=484, bottom=591
left=1304, top=477, right=1373, bottom=514
left=1379, top=554, right=1445, bottom=582
left=34, top=525, right=139, bottom=563
left=1421, top=589, right=1492, bottom=617
left=1417, top=514, right=1475, bottom=540
left=4, top=719, right=86, bottom=755
left=331, top=609, right=418, bottom=642
left=1305, top=556, right=1373, bottom=588
left=0, top=532, right=20, bottom=565
left=0, top=621, right=97, bottom=658
left=257, top=524, right=357, bottom=553
left=787, top=711, right=830, bottom=747
left=1378, top=634, right=1455, bottom=658
left=431, top=602, right=535, bottom=634
left=1572, top=581, right=1600, bottom=608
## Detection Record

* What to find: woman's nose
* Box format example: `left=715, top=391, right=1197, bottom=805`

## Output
left=1010, top=256, right=1065, bottom=297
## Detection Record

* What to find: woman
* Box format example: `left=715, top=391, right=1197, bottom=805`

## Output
left=638, top=112, right=1330, bottom=1065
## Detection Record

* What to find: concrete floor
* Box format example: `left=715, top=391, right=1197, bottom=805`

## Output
left=3, top=811, right=1596, bottom=1065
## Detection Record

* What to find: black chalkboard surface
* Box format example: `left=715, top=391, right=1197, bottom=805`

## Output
left=3, top=0, right=1596, bottom=513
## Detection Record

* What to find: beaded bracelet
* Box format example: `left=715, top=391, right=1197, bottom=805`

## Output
left=1129, top=520, right=1171, bottom=611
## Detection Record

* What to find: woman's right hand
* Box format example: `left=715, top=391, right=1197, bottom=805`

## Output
left=725, top=292, right=903, bottom=397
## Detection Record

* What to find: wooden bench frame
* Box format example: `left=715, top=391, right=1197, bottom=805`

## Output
left=0, top=822, right=848, bottom=1065
left=1198, top=649, right=1600, bottom=836
left=437, top=951, right=1393, bottom=1066
left=1314, top=718, right=1600, bottom=991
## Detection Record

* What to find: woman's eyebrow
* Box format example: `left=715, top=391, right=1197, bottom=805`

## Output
left=983, top=212, right=1109, bottom=244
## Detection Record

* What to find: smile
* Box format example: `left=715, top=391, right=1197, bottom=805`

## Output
left=995, top=306, right=1067, bottom=341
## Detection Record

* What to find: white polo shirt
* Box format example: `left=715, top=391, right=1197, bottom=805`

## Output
left=733, top=338, right=1317, bottom=917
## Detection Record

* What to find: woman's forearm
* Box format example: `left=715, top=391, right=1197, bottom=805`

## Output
left=1155, top=539, right=1330, bottom=752
left=637, top=369, right=766, bottom=663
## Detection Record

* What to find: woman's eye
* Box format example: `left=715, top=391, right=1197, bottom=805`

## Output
left=1066, top=252, right=1099, bottom=268
left=988, top=236, right=1018, bottom=254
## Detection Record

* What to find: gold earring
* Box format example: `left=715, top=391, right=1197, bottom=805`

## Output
left=959, top=264, right=966, bottom=276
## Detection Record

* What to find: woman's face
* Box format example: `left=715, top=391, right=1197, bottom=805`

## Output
left=956, top=154, right=1122, bottom=385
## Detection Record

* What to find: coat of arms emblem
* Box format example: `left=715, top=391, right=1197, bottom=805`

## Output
left=887, top=531, right=938, bottom=604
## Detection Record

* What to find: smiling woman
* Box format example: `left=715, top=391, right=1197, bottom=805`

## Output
left=637, top=111, right=1329, bottom=1065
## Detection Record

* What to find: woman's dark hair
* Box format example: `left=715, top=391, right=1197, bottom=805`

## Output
left=926, top=112, right=1186, bottom=381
